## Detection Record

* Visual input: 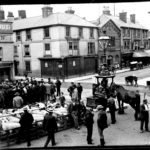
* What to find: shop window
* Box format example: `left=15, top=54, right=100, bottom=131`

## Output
left=44, top=27, right=50, bottom=38
left=45, top=43, right=51, bottom=55
left=24, top=45, right=30, bottom=56
left=88, top=42, right=95, bottom=54
left=25, top=61, right=31, bottom=72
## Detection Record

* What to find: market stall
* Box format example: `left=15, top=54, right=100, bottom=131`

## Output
left=0, top=102, right=74, bottom=146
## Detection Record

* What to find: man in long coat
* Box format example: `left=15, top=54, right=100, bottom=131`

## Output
left=43, top=108, right=58, bottom=147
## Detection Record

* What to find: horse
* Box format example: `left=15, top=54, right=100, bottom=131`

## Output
left=125, top=76, right=138, bottom=87
left=110, top=83, right=141, bottom=120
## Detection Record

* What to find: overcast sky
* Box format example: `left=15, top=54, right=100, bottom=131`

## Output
left=1, top=2, right=150, bottom=30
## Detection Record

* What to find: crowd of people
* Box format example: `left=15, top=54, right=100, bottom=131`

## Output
left=1, top=75, right=150, bottom=148
left=0, top=77, right=62, bottom=109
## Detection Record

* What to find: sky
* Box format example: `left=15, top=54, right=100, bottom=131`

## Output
left=1, top=2, right=150, bottom=30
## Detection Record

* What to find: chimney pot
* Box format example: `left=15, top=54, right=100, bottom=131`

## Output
left=65, top=7, right=75, bottom=14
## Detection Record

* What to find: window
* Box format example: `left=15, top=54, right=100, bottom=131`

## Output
left=44, top=27, right=50, bottom=38
left=25, top=61, right=31, bottom=72
left=45, top=43, right=51, bottom=55
left=137, top=30, right=140, bottom=38
left=79, top=27, right=83, bottom=38
left=14, top=46, right=18, bottom=56
left=24, top=45, right=30, bottom=56
left=16, top=31, right=21, bottom=41
left=68, top=41, right=79, bottom=55
left=66, top=26, right=70, bottom=37
left=123, top=40, right=130, bottom=49
left=26, top=30, right=31, bottom=40
left=90, top=28, right=94, bottom=38
left=88, top=42, right=95, bottom=54
left=109, top=36, right=115, bottom=47
left=0, top=47, right=2, bottom=59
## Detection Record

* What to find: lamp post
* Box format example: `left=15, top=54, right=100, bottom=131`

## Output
left=98, top=33, right=110, bottom=66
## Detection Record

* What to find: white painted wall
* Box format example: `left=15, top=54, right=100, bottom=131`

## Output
left=2, top=44, right=14, bottom=61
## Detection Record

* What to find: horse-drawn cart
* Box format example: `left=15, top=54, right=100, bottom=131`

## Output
left=86, top=68, right=115, bottom=109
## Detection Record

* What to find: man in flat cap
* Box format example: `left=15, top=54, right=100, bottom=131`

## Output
left=43, top=108, right=58, bottom=147
left=17, top=106, right=34, bottom=147
left=97, top=105, right=108, bottom=147
left=13, top=92, right=24, bottom=108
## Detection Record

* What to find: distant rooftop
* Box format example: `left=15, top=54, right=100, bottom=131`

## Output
left=91, top=14, right=148, bottom=30
left=13, top=12, right=97, bottom=31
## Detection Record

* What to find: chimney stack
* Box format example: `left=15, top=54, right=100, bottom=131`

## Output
left=42, top=6, right=53, bottom=18
left=65, top=7, right=75, bottom=14
left=130, top=14, right=135, bottom=23
left=119, top=12, right=127, bottom=23
left=7, top=12, right=14, bottom=22
left=18, top=10, right=26, bottom=19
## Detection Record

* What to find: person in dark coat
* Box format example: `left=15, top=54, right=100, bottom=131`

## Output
left=55, top=77, right=61, bottom=96
left=134, top=90, right=141, bottom=121
left=59, top=92, right=66, bottom=107
left=40, top=80, right=46, bottom=102
left=77, top=83, right=83, bottom=102
left=68, top=101, right=80, bottom=130
left=97, top=105, right=108, bottom=147
left=17, top=107, right=34, bottom=147
left=67, top=82, right=75, bottom=98
left=107, top=94, right=116, bottom=124
left=85, top=108, right=94, bottom=144
left=140, top=99, right=149, bottom=133
left=43, top=108, right=58, bottom=147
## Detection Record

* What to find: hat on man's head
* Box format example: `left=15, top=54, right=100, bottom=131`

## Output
left=96, top=105, right=104, bottom=111
left=47, top=108, right=53, bottom=113
left=143, top=99, right=147, bottom=103
left=23, top=106, right=28, bottom=111
left=15, top=92, right=20, bottom=96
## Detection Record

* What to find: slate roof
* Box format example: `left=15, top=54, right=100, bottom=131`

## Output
left=13, top=12, right=97, bottom=31
left=94, top=14, right=148, bottom=30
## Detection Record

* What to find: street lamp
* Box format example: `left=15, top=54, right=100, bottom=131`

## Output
left=98, top=32, right=110, bottom=65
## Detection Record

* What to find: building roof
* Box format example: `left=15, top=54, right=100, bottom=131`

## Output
left=13, top=12, right=97, bottom=31
left=94, top=14, right=148, bottom=30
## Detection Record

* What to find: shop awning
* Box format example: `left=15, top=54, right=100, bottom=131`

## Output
left=133, top=51, right=149, bottom=58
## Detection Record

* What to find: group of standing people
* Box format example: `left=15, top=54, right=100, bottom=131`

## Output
left=0, top=77, right=62, bottom=109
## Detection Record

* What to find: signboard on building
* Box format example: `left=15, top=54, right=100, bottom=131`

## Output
left=0, top=21, right=12, bottom=34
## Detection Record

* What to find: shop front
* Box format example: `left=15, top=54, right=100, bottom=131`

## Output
left=0, top=62, right=13, bottom=82
left=39, top=56, right=98, bottom=79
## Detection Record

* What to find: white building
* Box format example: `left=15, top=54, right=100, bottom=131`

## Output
left=13, top=7, right=99, bottom=78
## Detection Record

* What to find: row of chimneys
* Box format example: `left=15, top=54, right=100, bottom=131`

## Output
left=0, top=6, right=136, bottom=24
left=0, top=6, right=76, bottom=21
left=103, top=9, right=136, bottom=23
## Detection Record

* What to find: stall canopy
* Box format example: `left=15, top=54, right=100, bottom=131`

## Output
left=133, top=51, right=150, bottom=58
